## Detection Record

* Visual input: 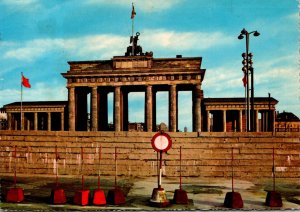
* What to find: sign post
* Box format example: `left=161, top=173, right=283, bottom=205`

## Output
left=150, top=131, right=172, bottom=207
left=50, top=145, right=66, bottom=204
left=265, top=147, right=282, bottom=207
left=173, top=146, right=189, bottom=204
left=6, top=146, right=24, bottom=203
left=224, top=148, right=243, bottom=208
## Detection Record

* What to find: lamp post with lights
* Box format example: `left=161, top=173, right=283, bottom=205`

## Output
left=238, top=28, right=260, bottom=132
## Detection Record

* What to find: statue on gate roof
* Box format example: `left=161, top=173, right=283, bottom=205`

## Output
left=125, top=32, right=153, bottom=57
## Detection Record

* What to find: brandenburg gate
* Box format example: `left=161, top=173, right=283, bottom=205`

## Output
left=62, top=53, right=205, bottom=132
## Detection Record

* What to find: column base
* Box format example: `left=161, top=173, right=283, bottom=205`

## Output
left=50, top=188, right=66, bottom=204
left=265, top=191, right=282, bottom=207
left=92, top=189, right=106, bottom=205
left=224, top=191, right=243, bottom=208
left=73, top=189, right=90, bottom=206
left=6, top=187, right=24, bottom=203
left=173, top=189, right=188, bottom=204
left=150, top=187, right=170, bottom=207
left=107, top=188, right=126, bottom=205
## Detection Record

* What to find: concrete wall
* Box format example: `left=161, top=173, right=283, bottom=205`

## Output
left=0, top=131, right=299, bottom=179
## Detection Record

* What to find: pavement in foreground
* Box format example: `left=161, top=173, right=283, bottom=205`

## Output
left=1, top=175, right=300, bottom=211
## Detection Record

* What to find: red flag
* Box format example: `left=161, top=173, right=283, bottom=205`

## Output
left=242, top=73, right=247, bottom=87
left=131, top=4, right=136, bottom=19
left=22, top=75, right=31, bottom=88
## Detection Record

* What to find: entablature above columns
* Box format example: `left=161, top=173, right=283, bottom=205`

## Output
left=65, top=73, right=203, bottom=87
left=205, top=104, right=276, bottom=111
left=6, top=107, right=65, bottom=113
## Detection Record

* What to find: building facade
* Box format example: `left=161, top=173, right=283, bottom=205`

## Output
left=4, top=101, right=67, bottom=131
left=275, top=111, right=300, bottom=132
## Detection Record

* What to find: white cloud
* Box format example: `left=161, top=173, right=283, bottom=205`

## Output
left=0, top=83, right=67, bottom=107
left=85, top=0, right=183, bottom=12
left=285, top=12, right=298, bottom=21
left=2, top=29, right=234, bottom=62
left=2, top=35, right=127, bottom=62
left=1, top=0, right=39, bottom=6
left=1, top=0, right=41, bottom=11
left=142, top=29, right=235, bottom=51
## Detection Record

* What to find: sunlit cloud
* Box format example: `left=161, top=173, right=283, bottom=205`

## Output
left=0, top=83, right=67, bottom=107
left=142, top=29, right=235, bottom=51
left=0, top=0, right=41, bottom=11
left=2, top=29, right=235, bottom=62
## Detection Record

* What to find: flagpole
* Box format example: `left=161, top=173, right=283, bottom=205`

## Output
left=20, top=72, right=23, bottom=131
left=131, top=2, right=134, bottom=56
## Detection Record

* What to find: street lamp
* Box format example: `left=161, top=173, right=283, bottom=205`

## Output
left=238, top=28, right=260, bottom=132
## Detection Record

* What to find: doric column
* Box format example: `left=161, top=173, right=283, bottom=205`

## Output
left=239, top=110, right=243, bottom=132
left=207, top=110, right=211, bottom=132
left=121, top=90, right=128, bottom=131
left=193, top=84, right=202, bottom=132
left=47, top=112, right=51, bottom=131
left=27, top=119, right=30, bottom=131
left=256, top=110, right=259, bottom=132
left=68, top=86, right=75, bottom=131
left=34, top=112, right=38, bottom=130
left=15, top=119, right=18, bottom=130
left=169, top=85, right=177, bottom=132
left=223, top=110, right=227, bottom=132
left=7, top=113, right=12, bottom=130
left=114, top=86, right=121, bottom=132
left=61, top=112, right=64, bottom=131
left=146, top=85, right=153, bottom=132
left=21, top=112, right=24, bottom=131
left=91, top=86, right=98, bottom=131
left=272, top=110, right=276, bottom=132
left=261, top=111, right=265, bottom=132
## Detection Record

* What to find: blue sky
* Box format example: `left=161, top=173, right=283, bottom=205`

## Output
left=0, top=0, right=299, bottom=131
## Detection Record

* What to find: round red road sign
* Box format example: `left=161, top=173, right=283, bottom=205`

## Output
left=151, top=132, right=172, bottom=152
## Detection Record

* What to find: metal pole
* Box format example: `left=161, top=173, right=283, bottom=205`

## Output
left=55, top=146, right=58, bottom=187
left=246, top=34, right=250, bottom=132
left=159, top=151, right=163, bottom=189
left=81, top=147, right=84, bottom=190
left=268, top=93, right=271, bottom=132
left=131, top=3, right=134, bottom=56
left=272, top=147, right=275, bottom=191
left=244, top=85, right=247, bottom=132
left=20, top=72, right=23, bottom=131
left=115, top=146, right=117, bottom=189
left=14, top=145, right=17, bottom=187
left=251, top=67, right=255, bottom=132
left=98, top=145, right=101, bottom=189
left=179, top=146, right=182, bottom=190
left=231, top=147, right=234, bottom=192
left=157, top=151, right=159, bottom=188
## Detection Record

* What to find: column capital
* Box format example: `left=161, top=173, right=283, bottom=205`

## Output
left=68, top=85, right=76, bottom=131
left=67, top=85, right=75, bottom=89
